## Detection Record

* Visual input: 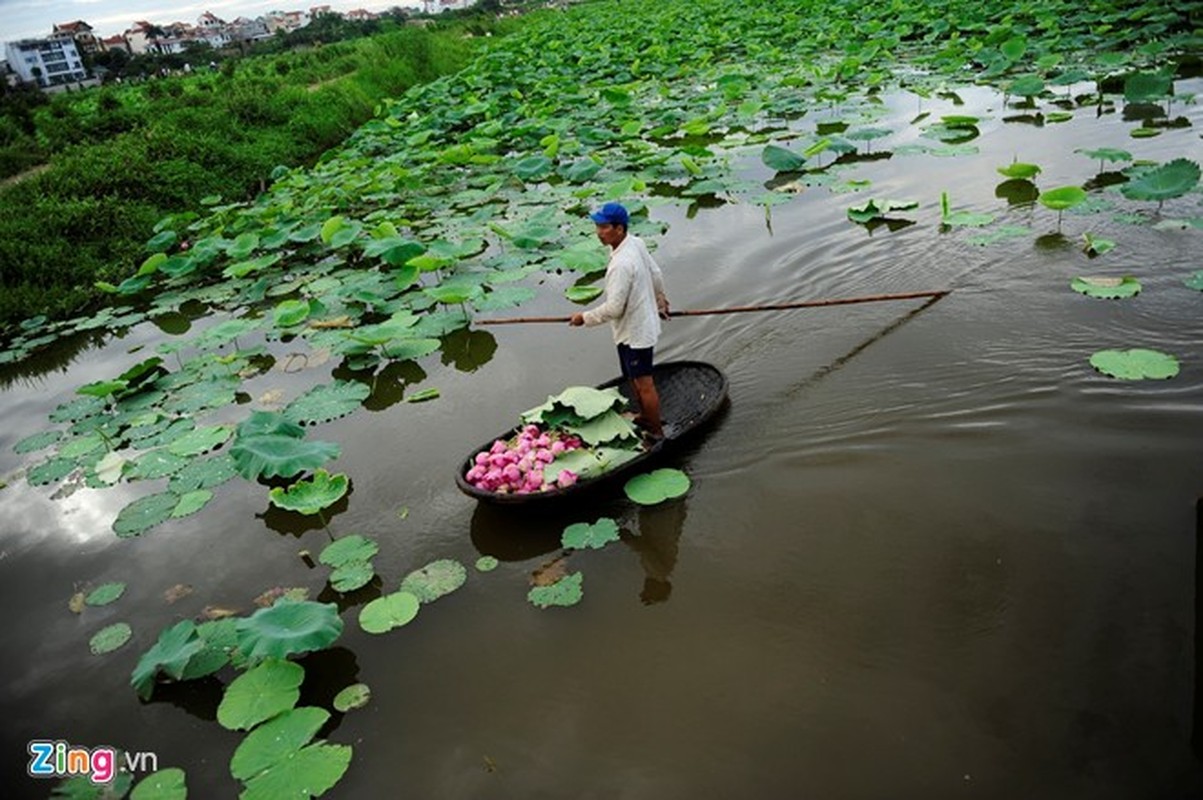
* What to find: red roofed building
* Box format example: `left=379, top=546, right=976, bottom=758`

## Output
left=51, top=20, right=99, bottom=55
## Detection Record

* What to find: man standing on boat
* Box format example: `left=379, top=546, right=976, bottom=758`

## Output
left=570, top=202, right=671, bottom=439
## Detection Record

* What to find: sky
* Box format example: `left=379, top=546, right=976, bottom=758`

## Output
left=1, top=0, right=423, bottom=44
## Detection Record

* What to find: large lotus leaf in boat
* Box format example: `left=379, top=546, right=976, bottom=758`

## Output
left=234, top=600, right=343, bottom=664
left=523, top=386, right=627, bottom=423
left=217, top=658, right=304, bottom=731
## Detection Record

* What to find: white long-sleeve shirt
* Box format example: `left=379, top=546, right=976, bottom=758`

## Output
left=581, top=234, right=667, bottom=348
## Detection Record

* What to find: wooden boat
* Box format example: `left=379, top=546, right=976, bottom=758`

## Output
left=455, top=360, right=728, bottom=505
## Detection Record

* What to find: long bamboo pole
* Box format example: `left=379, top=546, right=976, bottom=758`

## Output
left=475, top=289, right=950, bottom=325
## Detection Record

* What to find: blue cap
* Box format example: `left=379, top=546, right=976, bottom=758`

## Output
left=589, top=202, right=629, bottom=227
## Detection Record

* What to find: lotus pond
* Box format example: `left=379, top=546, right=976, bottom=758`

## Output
left=2, top=1, right=1203, bottom=797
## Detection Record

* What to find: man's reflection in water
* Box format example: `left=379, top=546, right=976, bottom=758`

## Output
left=625, top=501, right=687, bottom=605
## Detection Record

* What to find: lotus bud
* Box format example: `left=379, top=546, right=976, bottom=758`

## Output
left=529, top=469, right=543, bottom=485
left=536, top=449, right=554, bottom=464
left=524, top=425, right=541, bottom=438
left=550, top=440, right=566, bottom=455
left=503, top=464, right=521, bottom=483
left=475, top=452, right=489, bottom=466
left=558, top=470, right=578, bottom=488
left=489, top=453, right=508, bottom=468
left=535, top=435, right=550, bottom=448
left=490, top=440, right=507, bottom=455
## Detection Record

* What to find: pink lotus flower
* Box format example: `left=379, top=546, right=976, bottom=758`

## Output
left=490, top=440, right=507, bottom=455
left=550, top=440, right=566, bottom=455
left=475, top=452, right=489, bottom=466
left=557, top=470, right=578, bottom=488
left=535, top=449, right=554, bottom=464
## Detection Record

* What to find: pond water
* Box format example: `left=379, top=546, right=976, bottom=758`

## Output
left=3, top=79, right=1203, bottom=799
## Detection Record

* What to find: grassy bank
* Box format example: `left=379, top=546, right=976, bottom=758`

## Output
left=0, top=18, right=508, bottom=331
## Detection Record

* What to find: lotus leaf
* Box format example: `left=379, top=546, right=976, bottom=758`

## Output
left=846, top=198, right=919, bottom=223
left=1130, top=127, right=1160, bottom=139
left=231, top=707, right=330, bottom=780
left=624, top=468, right=692, bottom=505
left=333, top=683, right=372, bottom=713
left=1123, top=71, right=1172, bottom=102
left=171, top=489, right=213, bottom=518
left=90, top=622, right=133, bottom=655
left=320, top=536, right=379, bottom=568
left=476, top=286, right=537, bottom=311
left=528, top=572, right=584, bottom=609
left=85, top=582, right=126, bottom=606
left=761, top=144, right=807, bottom=172
left=50, top=396, right=106, bottom=424
left=562, top=518, right=621, bottom=550
left=382, top=337, right=442, bottom=362
left=565, top=284, right=604, bottom=303
left=560, top=241, right=608, bottom=273
left=1071, top=276, right=1141, bottom=299
left=130, top=620, right=204, bottom=699
left=217, top=658, right=305, bottom=731
left=1076, top=147, right=1132, bottom=165
left=114, top=492, right=181, bottom=537
left=359, top=591, right=420, bottom=634
left=524, top=386, right=626, bottom=423
left=129, top=450, right=189, bottom=480
left=240, top=743, right=352, bottom=800
left=1089, top=349, right=1179, bottom=380
left=283, top=381, right=371, bottom=426
left=514, top=155, right=554, bottom=181
left=997, top=162, right=1041, bottom=179
left=425, top=283, right=485, bottom=305
left=1081, top=233, right=1117, bottom=256
left=1038, top=186, right=1088, bottom=211
left=1184, top=272, right=1203, bottom=292
left=329, top=560, right=375, bottom=593
left=181, top=618, right=238, bottom=679
left=1120, top=159, right=1201, bottom=203
left=168, top=453, right=238, bottom=493
left=406, top=388, right=441, bottom=403
left=167, top=425, right=233, bottom=458
left=1008, top=75, right=1045, bottom=97
left=274, top=299, right=311, bottom=328
left=235, top=600, right=343, bottom=664
left=399, top=559, right=467, bottom=603
left=93, top=452, right=127, bottom=485
left=52, top=772, right=134, bottom=798
left=14, top=429, right=62, bottom=454
left=166, top=380, right=237, bottom=415
left=475, top=556, right=499, bottom=572
left=230, top=431, right=340, bottom=480
left=269, top=470, right=349, bottom=516
left=77, top=379, right=127, bottom=398
left=129, top=768, right=187, bottom=800
left=28, top=457, right=75, bottom=486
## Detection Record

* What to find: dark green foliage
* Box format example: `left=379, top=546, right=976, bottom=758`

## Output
left=0, top=25, right=484, bottom=333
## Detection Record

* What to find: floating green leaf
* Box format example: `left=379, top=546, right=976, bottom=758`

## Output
left=234, top=600, right=343, bottom=664
left=90, top=622, right=133, bottom=655
left=85, top=582, right=126, bottom=606
left=332, top=683, right=371, bottom=712
left=129, top=767, right=187, bottom=800
left=114, top=492, right=181, bottom=537
left=283, top=381, right=371, bottom=426
left=273, top=299, right=311, bottom=328
left=167, top=424, right=233, bottom=457
left=217, top=658, right=305, bottom=731
left=406, top=388, right=440, bottom=403
left=319, top=534, right=378, bottom=567
left=359, top=591, right=420, bottom=634
left=1070, top=276, right=1141, bottom=299
left=761, top=144, right=807, bottom=172
left=1081, top=233, right=1117, bottom=256
left=240, top=743, right=352, bottom=800
left=528, top=572, right=584, bottom=609
left=1038, top=185, right=1088, bottom=211
left=172, top=489, right=213, bottom=518
left=399, top=559, right=467, bottom=603
left=330, top=560, right=375, bottom=593
left=28, top=456, right=75, bottom=486
left=230, top=707, right=329, bottom=781
left=1076, top=147, right=1132, bottom=166
left=475, top=556, right=499, bottom=572
left=562, top=517, right=621, bottom=550
left=128, top=450, right=189, bottom=480
left=1123, top=71, right=1172, bottom=102
left=230, top=431, right=340, bottom=481
left=168, top=453, right=238, bottom=493
left=1089, top=349, right=1179, bottom=380
left=624, top=468, right=692, bottom=505
left=846, top=198, right=919, bottom=223
left=14, top=429, right=62, bottom=455
left=130, top=620, right=204, bottom=699
left=566, top=285, right=604, bottom=303
left=1184, top=272, right=1203, bottom=292
left=1008, top=74, right=1045, bottom=97
left=269, top=470, right=349, bottom=516
left=1120, top=159, right=1201, bottom=204
left=996, top=162, right=1041, bottom=179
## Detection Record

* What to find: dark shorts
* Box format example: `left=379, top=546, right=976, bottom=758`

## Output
left=617, top=343, right=655, bottom=379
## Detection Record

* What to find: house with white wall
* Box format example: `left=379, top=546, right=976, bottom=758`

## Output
left=4, top=36, right=88, bottom=87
